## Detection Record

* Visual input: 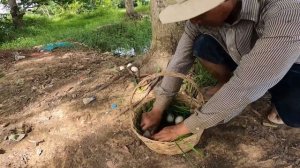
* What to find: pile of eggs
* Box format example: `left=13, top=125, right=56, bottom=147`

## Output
left=166, top=113, right=184, bottom=124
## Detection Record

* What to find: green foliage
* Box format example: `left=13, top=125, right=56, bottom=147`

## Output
left=34, top=1, right=65, bottom=16
left=0, top=19, right=14, bottom=43
left=0, top=7, right=151, bottom=54
left=76, top=18, right=151, bottom=53
left=192, top=61, right=217, bottom=87
left=135, top=2, right=150, bottom=15
left=166, top=103, right=191, bottom=118
left=65, top=0, right=84, bottom=14
left=181, top=61, right=216, bottom=97
left=101, top=0, right=116, bottom=7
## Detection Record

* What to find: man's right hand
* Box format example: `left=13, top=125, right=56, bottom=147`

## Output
left=140, top=108, right=164, bottom=133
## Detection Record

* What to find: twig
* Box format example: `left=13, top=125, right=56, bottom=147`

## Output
left=94, top=72, right=129, bottom=91
left=28, top=139, right=45, bottom=146
left=116, top=81, right=158, bottom=119
left=114, top=76, right=160, bottom=120
left=251, top=109, right=262, bottom=117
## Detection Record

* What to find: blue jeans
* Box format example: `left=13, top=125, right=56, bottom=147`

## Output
left=193, top=34, right=300, bottom=127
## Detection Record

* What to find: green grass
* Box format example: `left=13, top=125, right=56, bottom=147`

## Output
left=182, top=61, right=217, bottom=96
left=192, top=61, right=217, bottom=87
left=0, top=6, right=151, bottom=54
left=76, top=18, right=151, bottom=53
left=135, top=4, right=151, bottom=15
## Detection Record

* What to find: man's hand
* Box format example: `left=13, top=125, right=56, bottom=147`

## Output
left=140, top=108, right=163, bottom=133
left=152, top=122, right=191, bottom=142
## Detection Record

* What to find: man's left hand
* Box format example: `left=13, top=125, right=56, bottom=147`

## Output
left=152, top=122, right=191, bottom=142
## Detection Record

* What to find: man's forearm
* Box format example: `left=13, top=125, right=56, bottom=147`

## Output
left=153, top=21, right=199, bottom=110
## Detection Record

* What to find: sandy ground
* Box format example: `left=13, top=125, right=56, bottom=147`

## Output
left=0, top=49, right=299, bottom=168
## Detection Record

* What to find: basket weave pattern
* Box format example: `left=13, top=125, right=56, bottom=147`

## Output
left=130, top=72, right=204, bottom=155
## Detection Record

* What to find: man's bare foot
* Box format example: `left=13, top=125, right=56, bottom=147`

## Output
left=268, top=106, right=284, bottom=125
left=140, top=108, right=163, bottom=133
left=201, top=84, right=223, bottom=101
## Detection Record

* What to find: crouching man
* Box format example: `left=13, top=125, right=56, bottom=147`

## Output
left=141, top=0, right=300, bottom=141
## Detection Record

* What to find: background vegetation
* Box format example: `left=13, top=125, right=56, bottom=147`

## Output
left=0, top=0, right=215, bottom=86
left=0, top=0, right=151, bottom=53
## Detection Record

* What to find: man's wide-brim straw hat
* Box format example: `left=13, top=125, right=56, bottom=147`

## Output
left=159, top=0, right=225, bottom=24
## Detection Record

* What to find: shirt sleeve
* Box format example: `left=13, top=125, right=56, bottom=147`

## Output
left=154, top=21, right=200, bottom=110
left=185, top=9, right=300, bottom=133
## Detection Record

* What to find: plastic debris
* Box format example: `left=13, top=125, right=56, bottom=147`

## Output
left=111, top=103, right=118, bottom=109
left=130, top=66, right=139, bottom=72
left=41, top=42, right=73, bottom=52
left=33, top=45, right=43, bottom=50
left=83, top=96, right=96, bottom=105
left=113, top=48, right=135, bottom=57
left=8, top=133, right=26, bottom=142
left=14, top=52, right=26, bottom=61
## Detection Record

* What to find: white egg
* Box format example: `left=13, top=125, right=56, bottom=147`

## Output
left=166, top=113, right=175, bottom=123
left=175, top=116, right=184, bottom=124
left=119, top=66, right=125, bottom=71
left=127, top=63, right=133, bottom=67
left=143, top=130, right=151, bottom=138
left=131, top=66, right=139, bottom=72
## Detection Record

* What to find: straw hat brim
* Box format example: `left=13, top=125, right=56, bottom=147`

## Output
left=159, top=0, right=225, bottom=24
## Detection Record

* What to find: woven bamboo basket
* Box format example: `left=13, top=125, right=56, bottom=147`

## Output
left=130, top=72, right=205, bottom=155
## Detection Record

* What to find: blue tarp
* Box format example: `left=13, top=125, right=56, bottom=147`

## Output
left=41, top=42, right=73, bottom=52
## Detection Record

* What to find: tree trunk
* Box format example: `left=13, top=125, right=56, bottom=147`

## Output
left=141, top=0, right=184, bottom=74
left=9, top=0, right=24, bottom=29
left=125, top=0, right=139, bottom=19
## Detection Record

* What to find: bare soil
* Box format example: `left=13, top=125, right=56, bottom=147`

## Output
left=0, top=49, right=299, bottom=168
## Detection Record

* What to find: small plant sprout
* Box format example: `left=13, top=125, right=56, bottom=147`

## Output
left=127, top=63, right=133, bottom=67
left=175, top=116, right=184, bottom=124
left=131, top=66, right=139, bottom=72
left=119, top=66, right=125, bottom=71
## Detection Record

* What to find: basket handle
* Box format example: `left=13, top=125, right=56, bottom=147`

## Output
left=129, top=71, right=204, bottom=112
